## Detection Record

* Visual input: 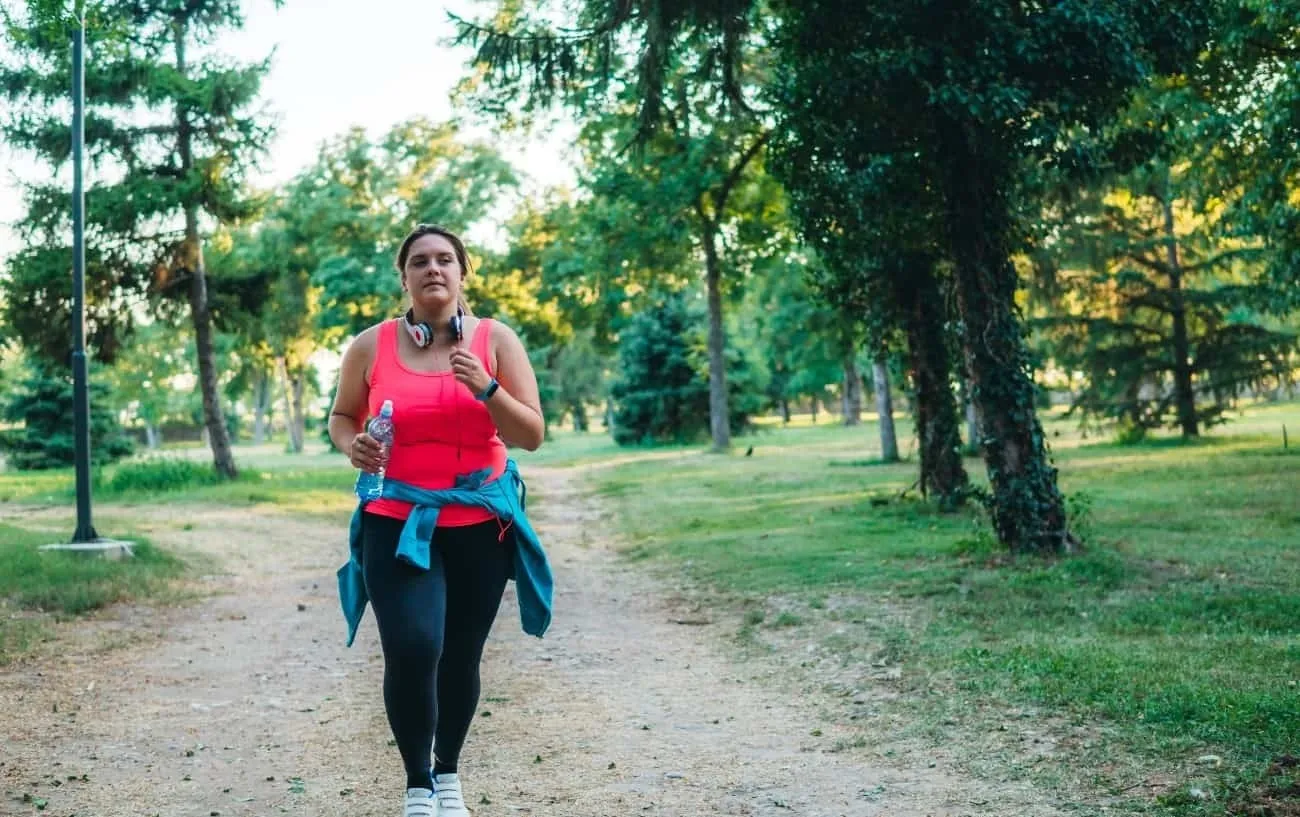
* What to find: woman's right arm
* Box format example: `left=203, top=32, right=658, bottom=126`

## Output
left=328, top=328, right=382, bottom=472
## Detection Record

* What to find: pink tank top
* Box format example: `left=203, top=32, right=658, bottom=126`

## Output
left=364, top=318, right=507, bottom=526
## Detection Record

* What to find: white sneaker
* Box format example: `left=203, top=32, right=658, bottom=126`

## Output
left=434, top=772, right=470, bottom=816
left=404, top=787, right=436, bottom=817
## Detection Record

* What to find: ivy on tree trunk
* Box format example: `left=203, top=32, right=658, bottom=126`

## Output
left=899, top=264, right=968, bottom=507
left=940, top=122, right=1073, bottom=554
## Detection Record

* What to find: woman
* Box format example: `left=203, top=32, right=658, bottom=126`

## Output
left=328, top=224, right=547, bottom=817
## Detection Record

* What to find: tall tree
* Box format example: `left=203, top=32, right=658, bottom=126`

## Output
left=570, top=70, right=771, bottom=451
left=301, top=120, right=519, bottom=339
left=765, top=0, right=1207, bottom=548
left=1, top=0, right=282, bottom=479
left=459, top=8, right=773, bottom=451
left=1032, top=159, right=1294, bottom=438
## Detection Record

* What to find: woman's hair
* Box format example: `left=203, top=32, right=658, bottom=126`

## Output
left=396, top=223, right=475, bottom=315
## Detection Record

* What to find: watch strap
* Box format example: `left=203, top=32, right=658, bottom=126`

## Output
left=475, top=378, right=500, bottom=401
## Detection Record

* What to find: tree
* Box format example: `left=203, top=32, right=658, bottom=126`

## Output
left=103, top=321, right=192, bottom=448
left=303, top=120, right=520, bottom=340
left=610, top=291, right=760, bottom=445
left=610, top=293, right=709, bottom=445
left=1034, top=165, right=1294, bottom=438
left=1, top=0, right=283, bottom=479
left=459, top=8, right=775, bottom=452
left=0, top=357, right=134, bottom=470
left=765, top=0, right=1207, bottom=548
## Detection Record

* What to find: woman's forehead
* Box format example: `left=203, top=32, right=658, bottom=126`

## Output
left=409, top=234, right=456, bottom=256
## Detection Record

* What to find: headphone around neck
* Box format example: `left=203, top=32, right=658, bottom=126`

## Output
left=403, top=305, right=464, bottom=348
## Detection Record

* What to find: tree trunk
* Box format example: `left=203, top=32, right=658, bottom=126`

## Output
left=873, top=358, right=899, bottom=462
left=780, top=398, right=791, bottom=424
left=1163, top=194, right=1198, bottom=437
left=571, top=402, right=588, bottom=432
left=252, top=368, right=271, bottom=445
left=176, top=23, right=236, bottom=479
left=701, top=216, right=731, bottom=451
left=144, top=422, right=161, bottom=450
left=810, top=395, right=819, bottom=424
left=184, top=215, right=237, bottom=477
left=940, top=120, right=1072, bottom=553
left=900, top=265, right=969, bottom=506
left=841, top=352, right=863, bottom=426
left=279, top=358, right=305, bottom=454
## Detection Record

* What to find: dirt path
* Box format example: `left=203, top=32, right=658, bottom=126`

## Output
left=1, top=465, right=1063, bottom=817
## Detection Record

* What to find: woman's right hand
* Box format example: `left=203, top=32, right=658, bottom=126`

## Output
left=349, top=432, right=385, bottom=473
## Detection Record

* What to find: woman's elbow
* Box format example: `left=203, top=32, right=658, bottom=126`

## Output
left=518, top=417, right=546, bottom=451
left=519, top=427, right=545, bottom=452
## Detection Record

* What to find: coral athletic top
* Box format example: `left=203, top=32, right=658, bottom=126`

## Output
left=364, top=317, right=507, bottom=526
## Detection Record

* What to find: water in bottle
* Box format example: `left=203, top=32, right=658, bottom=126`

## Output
left=358, top=399, right=395, bottom=500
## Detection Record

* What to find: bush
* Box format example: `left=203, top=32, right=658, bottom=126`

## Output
left=610, top=292, right=764, bottom=446
left=97, top=457, right=229, bottom=495
left=0, top=362, right=134, bottom=470
left=610, top=294, right=709, bottom=445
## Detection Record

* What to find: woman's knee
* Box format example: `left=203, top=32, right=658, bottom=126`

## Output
left=382, top=622, right=444, bottom=672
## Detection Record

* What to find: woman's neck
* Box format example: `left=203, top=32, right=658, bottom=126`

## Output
left=409, top=304, right=464, bottom=345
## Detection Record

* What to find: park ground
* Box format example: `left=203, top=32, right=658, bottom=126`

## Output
left=0, top=402, right=1297, bottom=816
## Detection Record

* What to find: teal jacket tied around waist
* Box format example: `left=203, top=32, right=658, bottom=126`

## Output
left=337, top=459, right=553, bottom=647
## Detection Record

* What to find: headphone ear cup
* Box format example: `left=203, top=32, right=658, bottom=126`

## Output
left=403, top=310, right=433, bottom=348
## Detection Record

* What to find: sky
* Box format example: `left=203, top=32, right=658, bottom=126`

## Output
left=0, top=0, right=579, bottom=259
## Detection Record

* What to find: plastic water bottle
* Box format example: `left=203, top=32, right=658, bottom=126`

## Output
left=359, top=399, right=395, bottom=501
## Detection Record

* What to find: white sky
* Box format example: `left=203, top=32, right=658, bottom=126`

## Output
left=0, top=0, right=579, bottom=260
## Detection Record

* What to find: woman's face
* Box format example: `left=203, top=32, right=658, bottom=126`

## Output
left=402, top=233, right=463, bottom=309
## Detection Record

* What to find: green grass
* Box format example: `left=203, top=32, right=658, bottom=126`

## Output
left=1, top=406, right=1295, bottom=811
left=577, top=401, right=1300, bottom=814
left=0, top=521, right=184, bottom=664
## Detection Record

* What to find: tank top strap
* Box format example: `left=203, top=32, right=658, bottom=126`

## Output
left=369, top=319, right=400, bottom=387
left=472, top=318, right=495, bottom=377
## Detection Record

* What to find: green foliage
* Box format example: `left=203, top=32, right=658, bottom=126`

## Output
left=97, top=457, right=228, bottom=496
left=100, top=322, right=194, bottom=432
left=610, top=294, right=709, bottom=445
left=0, top=360, right=134, bottom=471
left=551, top=330, right=609, bottom=430
left=0, top=0, right=278, bottom=358
left=1029, top=81, right=1298, bottom=438
left=295, top=121, right=519, bottom=339
left=609, top=293, right=760, bottom=445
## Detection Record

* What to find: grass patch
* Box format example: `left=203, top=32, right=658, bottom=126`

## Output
left=0, top=521, right=185, bottom=664
left=578, top=401, right=1300, bottom=814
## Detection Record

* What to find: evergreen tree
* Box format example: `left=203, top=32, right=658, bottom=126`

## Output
left=1, top=0, right=284, bottom=479
left=0, top=359, right=134, bottom=470
left=610, top=292, right=761, bottom=445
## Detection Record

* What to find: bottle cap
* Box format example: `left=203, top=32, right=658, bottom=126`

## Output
left=380, top=399, right=394, bottom=416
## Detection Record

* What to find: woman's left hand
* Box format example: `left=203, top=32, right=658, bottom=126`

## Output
left=450, top=347, right=493, bottom=395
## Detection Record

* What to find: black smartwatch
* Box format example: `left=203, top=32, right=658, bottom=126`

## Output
left=475, top=377, right=500, bottom=402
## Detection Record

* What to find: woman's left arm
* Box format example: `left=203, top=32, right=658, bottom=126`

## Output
left=451, top=322, right=545, bottom=451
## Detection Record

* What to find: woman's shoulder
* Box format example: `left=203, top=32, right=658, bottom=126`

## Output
left=343, top=321, right=388, bottom=360
left=477, top=315, right=521, bottom=343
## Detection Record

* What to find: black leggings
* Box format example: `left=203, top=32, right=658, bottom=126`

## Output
left=361, top=512, right=511, bottom=790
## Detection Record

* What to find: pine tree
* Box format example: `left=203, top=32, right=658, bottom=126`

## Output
left=1, top=0, right=281, bottom=479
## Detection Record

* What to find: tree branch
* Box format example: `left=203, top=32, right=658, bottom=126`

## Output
left=1183, top=245, right=1264, bottom=273
left=713, top=129, right=770, bottom=215
left=1125, top=251, right=1168, bottom=276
